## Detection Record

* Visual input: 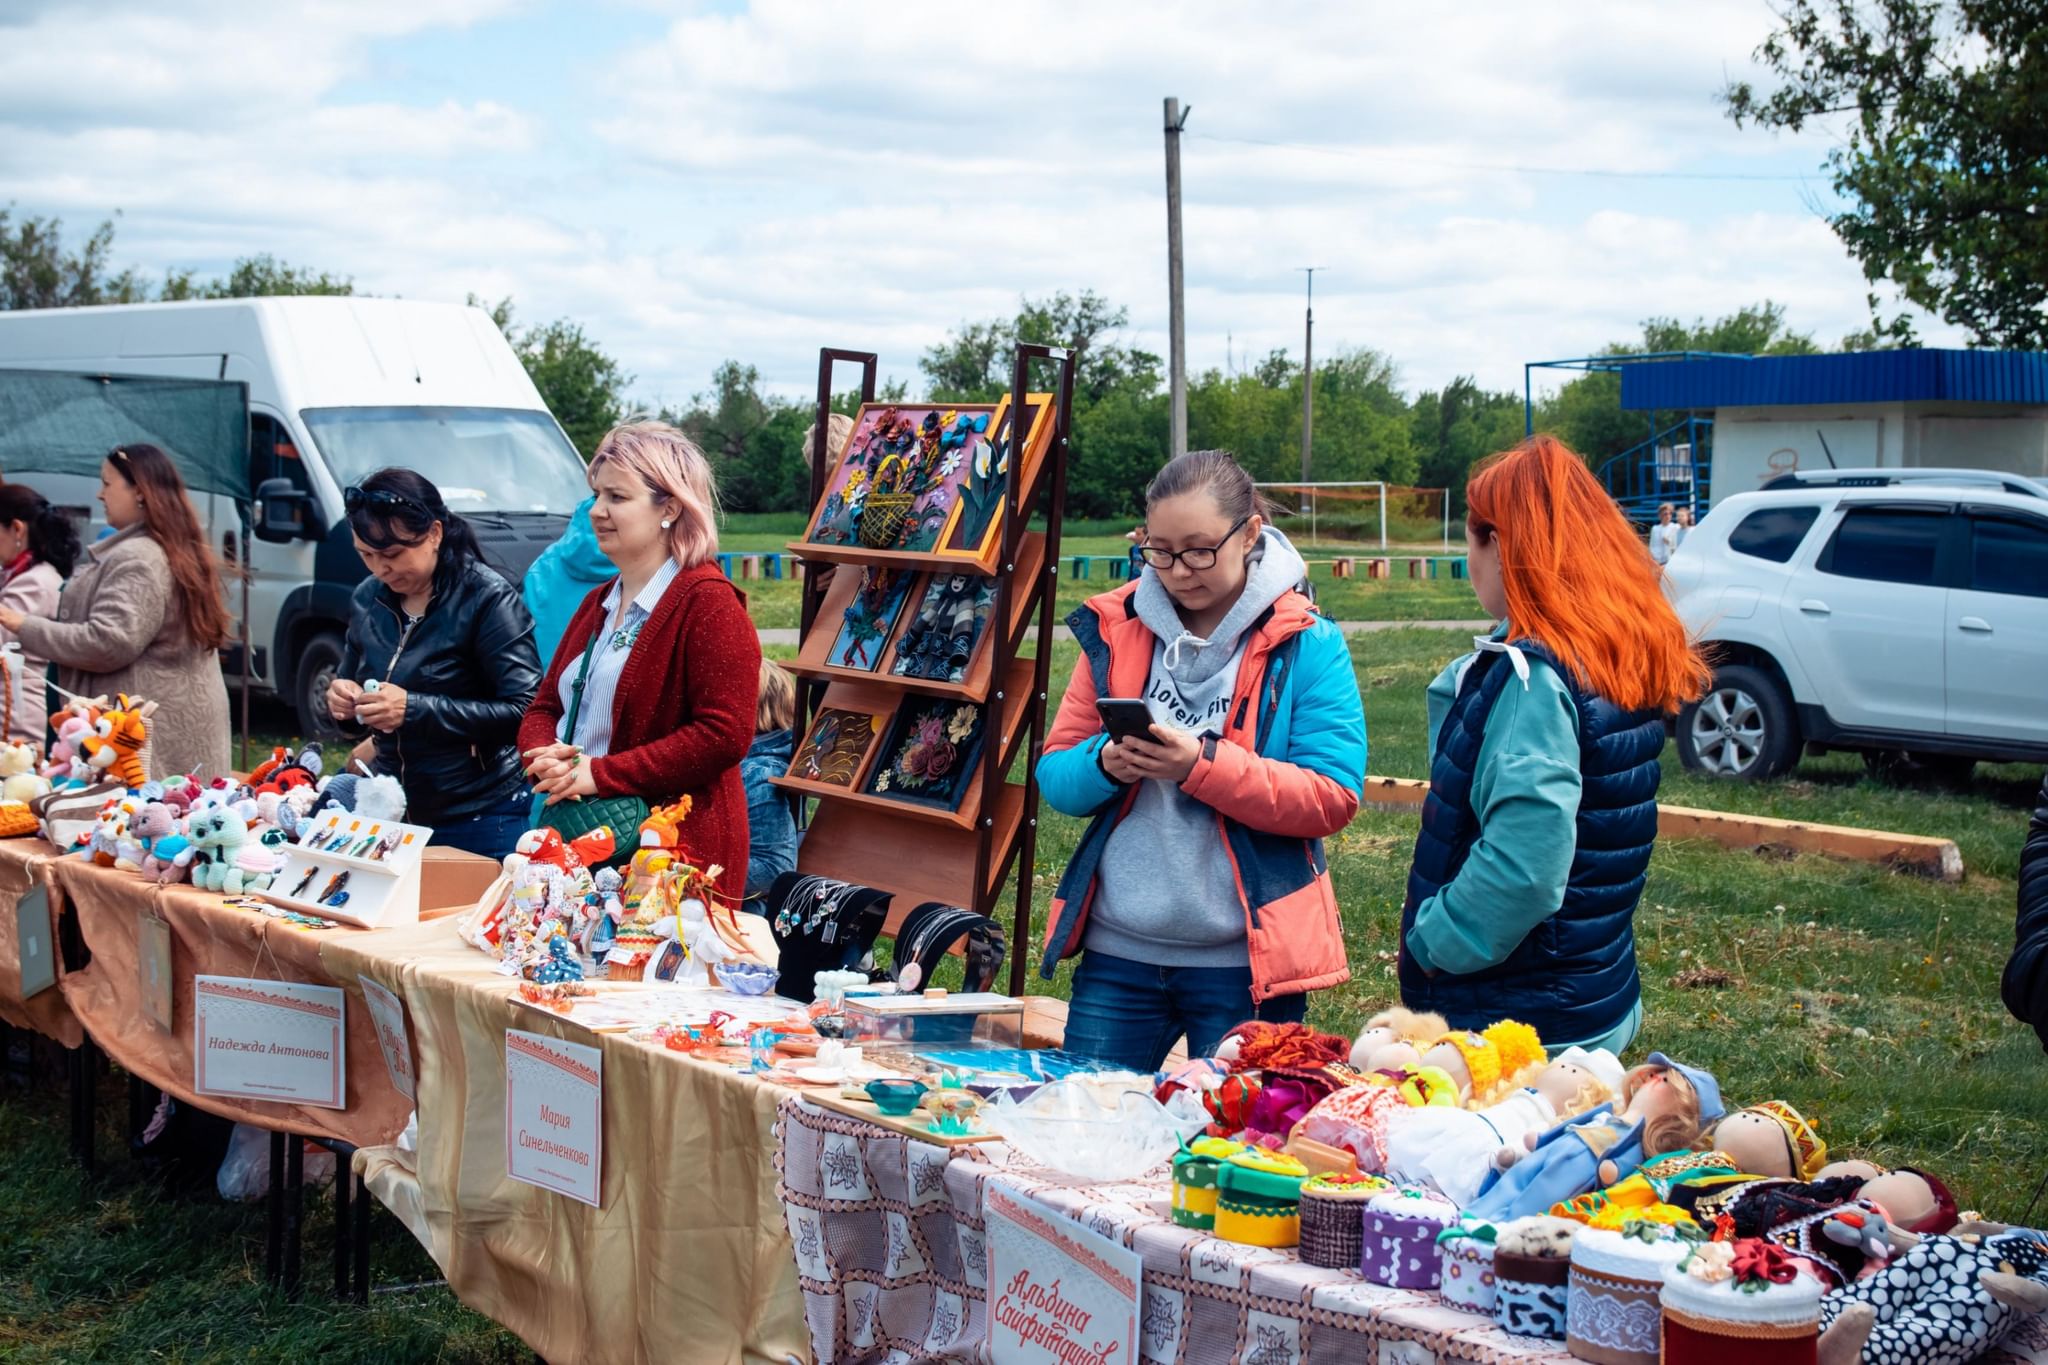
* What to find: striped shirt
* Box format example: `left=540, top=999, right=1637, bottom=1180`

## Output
left=556, top=557, right=682, bottom=757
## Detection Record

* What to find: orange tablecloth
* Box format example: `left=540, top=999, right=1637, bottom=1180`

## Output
left=0, top=837, right=84, bottom=1048
left=54, top=849, right=497, bottom=1147
left=329, top=917, right=808, bottom=1365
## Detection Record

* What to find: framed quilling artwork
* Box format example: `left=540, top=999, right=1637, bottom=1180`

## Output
left=786, top=708, right=885, bottom=790
left=862, top=698, right=988, bottom=813
left=935, top=394, right=1056, bottom=561
left=804, top=404, right=995, bottom=555
left=825, top=567, right=916, bottom=671
left=889, top=572, right=1000, bottom=686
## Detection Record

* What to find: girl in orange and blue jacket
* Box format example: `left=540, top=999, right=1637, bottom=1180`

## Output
left=1036, top=450, right=1367, bottom=1070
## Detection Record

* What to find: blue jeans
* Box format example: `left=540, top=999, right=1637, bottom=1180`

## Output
left=1060, top=949, right=1308, bottom=1072
left=431, top=791, right=530, bottom=862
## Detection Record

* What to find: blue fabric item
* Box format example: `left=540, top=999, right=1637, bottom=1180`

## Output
left=1400, top=638, right=1665, bottom=1043
left=1461, top=1104, right=1648, bottom=1223
left=1643, top=1051, right=1724, bottom=1125
left=1059, top=949, right=1306, bottom=1072
left=431, top=789, right=532, bottom=862
left=740, top=728, right=798, bottom=899
left=522, top=497, right=615, bottom=664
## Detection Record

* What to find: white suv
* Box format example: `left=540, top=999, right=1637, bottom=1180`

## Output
left=1664, top=469, right=2048, bottom=781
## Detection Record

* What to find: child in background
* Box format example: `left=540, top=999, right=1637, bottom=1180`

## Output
left=742, top=659, right=799, bottom=898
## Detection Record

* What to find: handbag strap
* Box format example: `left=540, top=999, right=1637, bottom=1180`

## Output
left=561, top=612, right=607, bottom=743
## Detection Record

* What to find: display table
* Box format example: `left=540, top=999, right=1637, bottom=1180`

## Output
left=53, top=848, right=497, bottom=1148
left=325, top=916, right=809, bottom=1365
left=779, top=1098, right=2048, bottom=1365
left=0, top=837, right=83, bottom=1047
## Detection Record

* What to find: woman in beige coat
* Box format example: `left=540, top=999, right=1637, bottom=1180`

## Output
left=0, top=445, right=231, bottom=780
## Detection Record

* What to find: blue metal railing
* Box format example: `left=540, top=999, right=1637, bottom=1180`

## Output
left=1595, top=416, right=1713, bottom=524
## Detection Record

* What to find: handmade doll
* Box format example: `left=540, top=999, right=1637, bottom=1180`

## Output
left=1377, top=1046, right=1623, bottom=1206
left=1290, top=1065, right=1463, bottom=1170
left=1416, top=1019, right=1547, bottom=1108
left=1214, top=1020, right=1353, bottom=1071
left=1462, top=1052, right=1723, bottom=1223
left=1348, top=1006, right=1449, bottom=1072
left=1705, top=1100, right=1828, bottom=1181
left=1818, top=1224, right=2048, bottom=1365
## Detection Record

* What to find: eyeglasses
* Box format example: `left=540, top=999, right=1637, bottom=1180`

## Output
left=344, top=485, right=431, bottom=518
left=1136, top=515, right=1250, bottom=571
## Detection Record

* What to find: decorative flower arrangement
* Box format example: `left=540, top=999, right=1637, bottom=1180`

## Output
left=867, top=701, right=986, bottom=810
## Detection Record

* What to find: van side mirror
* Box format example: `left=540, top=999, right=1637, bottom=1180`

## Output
left=253, top=478, right=315, bottom=543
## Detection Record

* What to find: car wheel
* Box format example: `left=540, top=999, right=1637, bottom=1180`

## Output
left=1676, top=664, right=1800, bottom=781
left=294, top=630, right=347, bottom=742
left=1862, top=749, right=1976, bottom=787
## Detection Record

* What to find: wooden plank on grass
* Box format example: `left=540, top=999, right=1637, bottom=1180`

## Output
left=1355, top=775, right=1963, bottom=882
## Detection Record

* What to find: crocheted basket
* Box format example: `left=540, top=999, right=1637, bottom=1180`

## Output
left=1212, top=1151, right=1308, bottom=1249
left=1658, top=1254, right=1823, bottom=1365
left=1170, top=1138, right=1243, bottom=1231
left=1493, top=1250, right=1571, bottom=1340
left=1296, top=1173, right=1389, bottom=1269
left=1359, top=1187, right=1458, bottom=1289
left=1437, top=1227, right=1499, bottom=1314
left=1566, top=1227, right=1692, bottom=1365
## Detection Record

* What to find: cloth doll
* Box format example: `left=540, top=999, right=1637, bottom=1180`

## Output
left=1417, top=1019, right=1547, bottom=1107
left=1290, top=1066, right=1461, bottom=1168
left=1818, top=1225, right=2048, bottom=1365
left=1378, top=1045, right=1623, bottom=1206
left=1706, top=1099, right=1829, bottom=1180
left=1554, top=1147, right=1744, bottom=1224
left=1348, top=1006, right=1449, bottom=1072
left=1213, top=1021, right=1352, bottom=1071
left=1462, top=1052, right=1723, bottom=1223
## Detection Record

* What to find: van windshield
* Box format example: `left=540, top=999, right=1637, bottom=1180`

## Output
left=300, top=406, right=589, bottom=515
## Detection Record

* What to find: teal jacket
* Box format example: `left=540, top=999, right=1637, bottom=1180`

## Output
left=1404, top=628, right=1584, bottom=977
left=523, top=497, right=615, bottom=663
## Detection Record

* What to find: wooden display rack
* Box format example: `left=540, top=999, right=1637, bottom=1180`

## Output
left=777, top=344, right=1075, bottom=991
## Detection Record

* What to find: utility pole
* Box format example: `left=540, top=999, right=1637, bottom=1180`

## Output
left=1164, top=97, right=1191, bottom=458
left=1299, top=266, right=1322, bottom=484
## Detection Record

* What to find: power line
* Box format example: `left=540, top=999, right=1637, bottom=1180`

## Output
left=1185, top=130, right=1820, bottom=183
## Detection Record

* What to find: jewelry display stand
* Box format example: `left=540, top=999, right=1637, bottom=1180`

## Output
left=260, top=810, right=432, bottom=929
left=777, top=343, right=1075, bottom=992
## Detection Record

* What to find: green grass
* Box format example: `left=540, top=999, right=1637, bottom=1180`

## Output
left=0, top=1067, right=523, bottom=1362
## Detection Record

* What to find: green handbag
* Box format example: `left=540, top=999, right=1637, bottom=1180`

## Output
left=528, top=625, right=648, bottom=866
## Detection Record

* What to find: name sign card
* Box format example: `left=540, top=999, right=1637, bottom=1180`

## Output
left=360, top=977, right=416, bottom=1102
left=985, top=1184, right=1141, bottom=1365
left=193, top=975, right=346, bottom=1109
left=505, top=1028, right=602, bottom=1207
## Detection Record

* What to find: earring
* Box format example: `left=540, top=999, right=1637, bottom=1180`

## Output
left=661, top=519, right=673, bottom=530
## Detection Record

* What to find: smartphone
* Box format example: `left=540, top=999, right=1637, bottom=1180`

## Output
left=1095, top=698, right=1158, bottom=743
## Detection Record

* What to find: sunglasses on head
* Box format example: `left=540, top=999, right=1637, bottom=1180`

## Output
left=344, top=485, right=432, bottom=518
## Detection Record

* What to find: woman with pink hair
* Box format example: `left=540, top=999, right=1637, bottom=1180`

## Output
left=520, top=421, right=761, bottom=893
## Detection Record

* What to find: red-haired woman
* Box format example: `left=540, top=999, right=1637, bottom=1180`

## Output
left=520, top=421, right=760, bottom=893
left=0, top=445, right=231, bottom=779
left=1400, top=436, right=1709, bottom=1056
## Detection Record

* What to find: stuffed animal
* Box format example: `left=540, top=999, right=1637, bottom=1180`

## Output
left=86, top=796, right=140, bottom=867
left=0, top=741, right=50, bottom=804
left=227, top=826, right=287, bottom=894
left=131, top=802, right=194, bottom=884
left=79, top=696, right=156, bottom=788
left=1818, top=1225, right=2048, bottom=1365
left=42, top=700, right=101, bottom=785
left=250, top=742, right=321, bottom=797
left=187, top=809, right=249, bottom=892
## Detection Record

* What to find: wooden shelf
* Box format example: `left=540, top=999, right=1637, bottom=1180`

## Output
left=787, top=532, right=1047, bottom=703
left=771, top=656, right=1037, bottom=831
left=795, top=782, right=1029, bottom=931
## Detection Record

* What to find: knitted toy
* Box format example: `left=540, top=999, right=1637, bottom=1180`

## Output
left=1214, top=1020, right=1352, bottom=1071
left=1817, top=1225, right=2048, bottom=1365
left=41, top=698, right=101, bottom=785
left=187, top=809, right=248, bottom=892
left=1349, top=1006, right=1450, bottom=1072
left=80, top=695, right=155, bottom=789
left=132, top=802, right=194, bottom=884
left=249, top=743, right=321, bottom=796
left=87, top=797, right=139, bottom=867
left=0, top=740, right=49, bottom=804
left=1464, top=1053, right=1724, bottom=1223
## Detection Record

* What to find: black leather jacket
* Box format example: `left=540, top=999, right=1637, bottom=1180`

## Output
left=337, top=558, right=541, bottom=825
left=2004, top=774, right=2048, bottom=1051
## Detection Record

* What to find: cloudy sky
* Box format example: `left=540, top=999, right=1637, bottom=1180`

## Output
left=0, top=0, right=1957, bottom=409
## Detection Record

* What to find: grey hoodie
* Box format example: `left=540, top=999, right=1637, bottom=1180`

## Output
left=1086, top=526, right=1309, bottom=968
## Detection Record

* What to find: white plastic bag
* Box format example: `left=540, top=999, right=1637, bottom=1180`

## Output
left=216, top=1122, right=337, bottom=1201
left=985, top=1073, right=1211, bottom=1182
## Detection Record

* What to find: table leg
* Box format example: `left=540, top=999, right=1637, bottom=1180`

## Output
left=282, top=1135, right=304, bottom=1299
left=333, top=1150, right=351, bottom=1298
left=67, top=1040, right=96, bottom=1173
left=352, top=1169, right=370, bottom=1305
left=264, top=1129, right=285, bottom=1285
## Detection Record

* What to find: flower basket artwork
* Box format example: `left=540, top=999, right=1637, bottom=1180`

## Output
left=807, top=404, right=992, bottom=554
left=862, top=698, right=988, bottom=813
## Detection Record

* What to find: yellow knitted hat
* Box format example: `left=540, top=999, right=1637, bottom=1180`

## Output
left=1434, top=1030, right=1502, bottom=1099
left=1482, top=1019, right=1546, bottom=1079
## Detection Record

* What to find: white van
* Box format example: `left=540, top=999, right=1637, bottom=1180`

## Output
left=0, top=297, right=588, bottom=736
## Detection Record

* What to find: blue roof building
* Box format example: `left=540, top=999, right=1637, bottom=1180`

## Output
left=1617, top=348, right=2048, bottom=502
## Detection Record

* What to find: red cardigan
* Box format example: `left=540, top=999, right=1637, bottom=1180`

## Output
left=519, top=561, right=762, bottom=900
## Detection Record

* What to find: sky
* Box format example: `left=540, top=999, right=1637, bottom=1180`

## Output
left=0, top=0, right=1961, bottom=410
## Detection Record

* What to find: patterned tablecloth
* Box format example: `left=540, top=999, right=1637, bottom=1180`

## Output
left=777, top=1096, right=1576, bottom=1365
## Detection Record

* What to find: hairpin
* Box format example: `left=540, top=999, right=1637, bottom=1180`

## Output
left=316, top=870, right=350, bottom=903
left=289, top=865, right=319, bottom=899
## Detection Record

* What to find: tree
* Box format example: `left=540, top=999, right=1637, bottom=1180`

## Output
left=0, top=209, right=147, bottom=309
left=1408, top=376, right=1524, bottom=515
left=1724, top=0, right=2048, bottom=348
left=471, top=295, right=630, bottom=460
left=162, top=253, right=353, bottom=299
